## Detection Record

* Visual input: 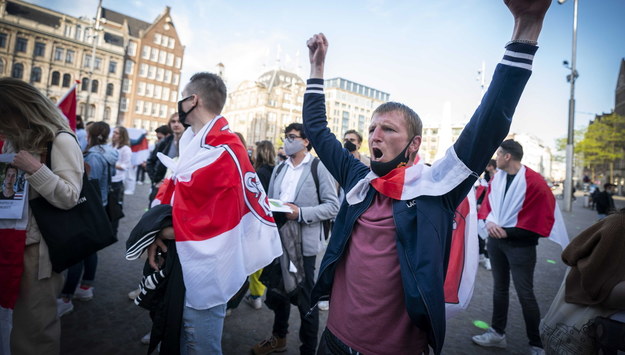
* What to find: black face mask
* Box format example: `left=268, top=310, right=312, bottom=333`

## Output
left=278, top=153, right=287, bottom=161
left=178, top=96, right=196, bottom=127
left=370, top=137, right=414, bottom=177
left=343, top=141, right=358, bottom=152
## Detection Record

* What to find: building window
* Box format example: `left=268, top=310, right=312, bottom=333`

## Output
left=11, top=63, right=24, bottom=79
left=146, top=83, right=153, bottom=97
left=135, top=100, right=143, bottom=114
left=164, top=70, right=171, bottom=83
left=30, top=67, right=42, bottom=83
left=103, top=106, right=111, bottom=121
left=170, top=91, right=177, bottom=102
left=54, top=47, right=63, bottom=61
left=0, top=33, right=7, bottom=48
left=154, top=33, right=162, bottom=45
left=51, top=71, right=60, bottom=86
left=65, top=50, right=74, bottom=63
left=120, top=97, right=128, bottom=112
left=109, top=61, right=117, bottom=74
left=88, top=104, right=95, bottom=118
left=127, top=41, right=137, bottom=56
left=79, top=103, right=86, bottom=116
left=138, top=81, right=145, bottom=96
left=148, top=66, right=155, bottom=79
left=158, top=51, right=166, bottom=64
left=156, top=68, right=163, bottom=81
left=94, top=57, right=102, bottom=70
left=173, top=74, right=179, bottom=85
left=122, top=79, right=131, bottom=93
left=150, top=47, right=158, bottom=62
left=75, top=25, right=82, bottom=41
left=91, top=80, right=99, bottom=93
left=106, top=83, right=114, bottom=96
left=342, top=111, right=349, bottom=133
left=64, top=23, right=72, bottom=37
left=142, top=45, right=150, bottom=59
left=154, top=85, right=162, bottom=99
left=81, top=77, right=89, bottom=91
left=175, top=57, right=181, bottom=69
left=124, top=60, right=134, bottom=74
left=139, top=63, right=147, bottom=77
left=83, top=54, right=91, bottom=68
left=34, top=42, right=45, bottom=57
left=144, top=102, right=151, bottom=115
left=62, top=73, right=71, bottom=87
left=166, top=53, right=174, bottom=67
left=162, top=87, right=170, bottom=101
left=168, top=37, right=175, bottom=49
left=15, top=38, right=27, bottom=53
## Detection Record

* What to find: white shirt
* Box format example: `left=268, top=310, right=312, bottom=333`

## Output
left=279, top=152, right=311, bottom=203
left=112, top=145, right=132, bottom=183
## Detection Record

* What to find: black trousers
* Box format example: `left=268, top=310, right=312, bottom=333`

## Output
left=269, top=255, right=319, bottom=355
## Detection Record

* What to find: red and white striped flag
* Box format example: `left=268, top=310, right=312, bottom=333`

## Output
left=153, top=116, right=282, bottom=309
left=445, top=189, right=479, bottom=319
left=478, top=166, right=569, bottom=249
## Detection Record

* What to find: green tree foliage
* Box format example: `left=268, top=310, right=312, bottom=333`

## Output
left=577, top=113, right=625, bottom=181
left=554, top=127, right=585, bottom=163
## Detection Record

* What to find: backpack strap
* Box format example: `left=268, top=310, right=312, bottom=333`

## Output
left=311, top=157, right=321, bottom=204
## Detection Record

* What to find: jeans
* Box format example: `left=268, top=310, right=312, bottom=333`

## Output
left=269, top=255, right=319, bottom=355
left=180, top=303, right=226, bottom=355
left=487, top=237, right=542, bottom=348
left=317, top=328, right=362, bottom=355
left=61, top=253, right=97, bottom=297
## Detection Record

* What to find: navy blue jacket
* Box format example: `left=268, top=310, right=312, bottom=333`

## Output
left=302, top=43, right=537, bottom=354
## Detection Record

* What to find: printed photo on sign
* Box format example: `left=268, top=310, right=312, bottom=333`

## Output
left=0, top=155, right=29, bottom=219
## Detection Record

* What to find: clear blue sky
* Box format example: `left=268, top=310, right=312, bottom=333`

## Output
left=33, top=0, right=625, bottom=149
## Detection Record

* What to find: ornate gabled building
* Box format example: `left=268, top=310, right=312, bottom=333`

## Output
left=0, top=0, right=125, bottom=124
left=102, top=6, right=184, bottom=134
left=223, top=69, right=306, bottom=147
left=0, top=0, right=184, bottom=136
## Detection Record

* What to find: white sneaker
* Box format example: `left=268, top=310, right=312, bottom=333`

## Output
left=128, top=288, right=141, bottom=300
left=484, top=258, right=492, bottom=271
left=318, top=300, right=329, bottom=311
left=56, top=298, right=74, bottom=317
left=244, top=295, right=262, bottom=310
left=74, top=286, right=94, bottom=301
left=140, top=332, right=151, bottom=345
left=530, top=346, right=545, bottom=355
left=472, top=328, right=507, bottom=348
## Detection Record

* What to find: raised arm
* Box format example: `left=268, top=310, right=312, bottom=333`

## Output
left=446, top=0, right=551, bottom=208
left=303, top=33, right=369, bottom=190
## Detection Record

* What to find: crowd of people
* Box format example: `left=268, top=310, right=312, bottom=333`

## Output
left=1, top=0, right=624, bottom=354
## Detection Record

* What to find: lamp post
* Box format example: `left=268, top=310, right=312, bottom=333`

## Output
left=559, top=0, right=579, bottom=212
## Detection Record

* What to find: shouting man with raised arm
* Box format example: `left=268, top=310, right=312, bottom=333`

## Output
left=302, top=1, right=551, bottom=354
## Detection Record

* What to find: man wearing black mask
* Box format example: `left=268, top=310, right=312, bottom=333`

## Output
left=343, top=130, right=370, bottom=167
left=302, top=0, right=552, bottom=353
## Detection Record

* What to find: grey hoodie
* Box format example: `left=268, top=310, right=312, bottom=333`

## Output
left=85, top=144, right=119, bottom=205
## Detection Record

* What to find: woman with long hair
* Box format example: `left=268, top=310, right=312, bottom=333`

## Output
left=111, top=126, right=131, bottom=236
left=57, top=121, right=118, bottom=317
left=0, top=77, right=83, bottom=354
left=244, top=140, right=277, bottom=310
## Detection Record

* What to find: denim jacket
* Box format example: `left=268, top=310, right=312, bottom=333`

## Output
left=302, top=43, right=537, bottom=354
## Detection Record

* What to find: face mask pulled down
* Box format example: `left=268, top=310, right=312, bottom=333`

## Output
left=370, top=138, right=414, bottom=177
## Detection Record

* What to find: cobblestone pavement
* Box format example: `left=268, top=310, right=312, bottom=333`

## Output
left=60, top=183, right=623, bottom=355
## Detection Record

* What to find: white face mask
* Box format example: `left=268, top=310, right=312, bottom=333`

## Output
left=283, top=139, right=306, bottom=156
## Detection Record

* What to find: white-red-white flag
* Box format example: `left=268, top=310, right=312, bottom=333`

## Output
left=154, top=116, right=282, bottom=309
left=479, top=165, right=569, bottom=249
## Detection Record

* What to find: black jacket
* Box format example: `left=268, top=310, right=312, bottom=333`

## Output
left=147, top=135, right=175, bottom=184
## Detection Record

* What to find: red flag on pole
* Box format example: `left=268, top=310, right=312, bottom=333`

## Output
left=57, top=80, right=79, bottom=131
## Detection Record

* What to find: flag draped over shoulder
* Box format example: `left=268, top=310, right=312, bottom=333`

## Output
left=478, top=165, right=569, bottom=249
left=444, top=189, right=479, bottom=319
left=153, top=116, right=282, bottom=309
left=56, top=81, right=79, bottom=131
left=345, top=147, right=473, bottom=204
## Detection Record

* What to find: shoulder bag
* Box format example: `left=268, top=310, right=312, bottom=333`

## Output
left=30, top=133, right=117, bottom=273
